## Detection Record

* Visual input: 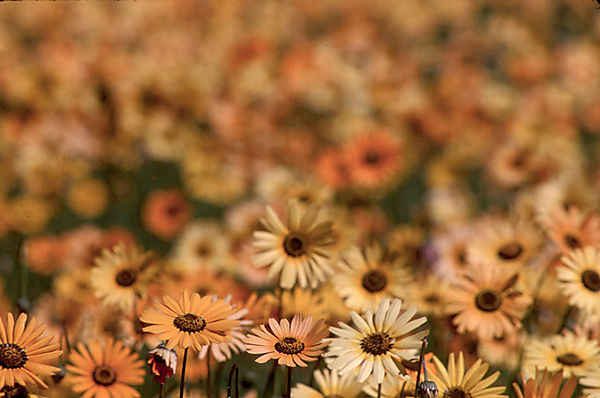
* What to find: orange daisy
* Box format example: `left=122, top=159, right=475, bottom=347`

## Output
left=141, top=188, right=192, bottom=240
left=243, top=314, right=329, bottom=367
left=0, top=313, right=62, bottom=389
left=140, top=291, right=240, bottom=351
left=546, top=207, right=600, bottom=255
left=67, top=338, right=144, bottom=398
left=446, top=264, right=532, bottom=340
left=343, top=129, right=404, bottom=189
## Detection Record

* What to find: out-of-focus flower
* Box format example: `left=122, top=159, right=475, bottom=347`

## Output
left=326, top=298, right=428, bottom=383
left=66, top=178, right=109, bottom=219
left=292, top=369, right=363, bottom=398
left=558, top=247, right=600, bottom=317
left=22, top=235, right=65, bottom=275
left=6, top=195, right=54, bottom=235
left=173, top=220, right=233, bottom=272
left=252, top=200, right=335, bottom=289
left=140, top=291, right=239, bottom=351
left=280, top=287, right=328, bottom=321
left=147, top=343, right=177, bottom=385
left=0, top=313, right=62, bottom=390
left=513, top=369, right=579, bottom=398
left=546, top=207, right=600, bottom=254
left=67, top=338, right=144, bottom=398
left=408, top=274, right=450, bottom=318
left=243, top=314, right=329, bottom=367
left=141, top=188, right=191, bottom=240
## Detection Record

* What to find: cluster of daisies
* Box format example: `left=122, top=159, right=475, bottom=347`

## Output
left=2, top=0, right=600, bottom=398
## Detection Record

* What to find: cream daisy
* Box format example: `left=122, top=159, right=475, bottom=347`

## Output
left=326, top=298, right=428, bottom=384
left=291, top=369, right=363, bottom=398
left=252, top=200, right=335, bottom=289
left=558, top=247, right=600, bottom=316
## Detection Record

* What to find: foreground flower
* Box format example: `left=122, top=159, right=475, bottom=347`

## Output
left=67, top=338, right=144, bottom=398
left=326, top=298, right=428, bottom=384
left=558, top=247, right=600, bottom=316
left=0, top=313, right=62, bottom=389
left=243, top=315, right=329, bottom=367
left=90, top=243, right=155, bottom=311
left=140, top=291, right=240, bottom=351
left=522, top=331, right=600, bottom=378
left=513, top=370, right=578, bottom=398
left=429, top=352, right=507, bottom=398
left=446, top=264, right=531, bottom=340
left=148, top=343, right=177, bottom=384
left=252, top=200, right=335, bottom=289
left=291, top=369, right=363, bottom=398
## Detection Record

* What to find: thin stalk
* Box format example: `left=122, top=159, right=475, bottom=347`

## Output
left=377, top=383, right=382, bottom=398
left=179, top=347, right=189, bottom=398
left=159, top=383, right=164, bottom=398
left=206, top=349, right=212, bottom=398
left=286, top=366, right=292, bottom=398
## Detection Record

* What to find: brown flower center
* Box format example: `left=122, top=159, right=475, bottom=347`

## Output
left=173, top=313, right=207, bottom=333
left=582, top=270, right=600, bottom=292
left=444, top=388, right=471, bottom=398
left=364, top=152, right=381, bottom=165
left=195, top=244, right=212, bottom=257
left=425, top=294, right=440, bottom=303
left=475, top=289, right=502, bottom=312
left=564, top=234, right=581, bottom=249
left=497, top=242, right=523, bottom=261
left=0, top=343, right=27, bottom=369
left=556, top=352, right=584, bottom=366
left=274, top=336, right=305, bottom=355
left=360, top=332, right=393, bottom=356
left=362, top=269, right=387, bottom=293
left=115, top=269, right=137, bottom=287
left=283, top=233, right=307, bottom=257
left=324, top=395, right=344, bottom=398
left=92, top=365, right=117, bottom=386
left=456, top=247, right=467, bottom=266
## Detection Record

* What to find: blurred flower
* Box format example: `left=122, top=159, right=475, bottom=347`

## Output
left=546, top=207, right=600, bottom=254
left=513, top=369, right=579, bottom=398
left=252, top=200, right=335, bottom=289
left=326, top=298, right=428, bottom=383
left=67, top=338, right=144, bottom=398
left=66, top=178, right=109, bottom=219
left=22, top=235, right=65, bottom=275
left=280, top=287, right=328, bottom=321
left=0, top=313, right=62, bottom=390
left=243, top=314, right=329, bottom=367
left=141, top=188, right=192, bottom=240
left=173, top=220, right=233, bottom=273
left=6, top=195, right=54, bottom=235
left=292, top=368, right=363, bottom=398
left=140, top=291, right=239, bottom=351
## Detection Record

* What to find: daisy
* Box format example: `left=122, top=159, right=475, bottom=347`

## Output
left=446, top=264, right=531, bottom=340
left=558, top=247, right=600, bottom=316
left=243, top=314, right=329, bottom=367
left=173, top=220, right=233, bottom=273
left=332, top=243, right=414, bottom=312
left=514, top=370, right=578, bottom=398
left=280, top=287, right=328, bottom=321
left=141, top=188, right=192, bottom=240
left=326, top=298, right=428, bottom=384
left=429, top=352, right=507, bottom=398
left=252, top=200, right=335, bottom=289
left=140, top=291, right=240, bottom=351
left=292, top=369, right=363, bottom=398
left=407, top=274, right=450, bottom=318
left=545, top=207, right=600, bottom=254
left=522, top=331, right=600, bottom=378
left=0, top=313, right=62, bottom=389
left=433, top=225, right=474, bottom=283
left=67, top=338, right=144, bottom=398
left=581, top=363, right=600, bottom=398
left=90, top=243, right=155, bottom=311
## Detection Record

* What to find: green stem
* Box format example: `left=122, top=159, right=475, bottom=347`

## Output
left=377, top=382, right=382, bottom=398
left=206, top=349, right=211, bottom=398
left=159, top=383, right=164, bottom=398
left=286, top=366, right=292, bottom=398
left=179, top=347, right=189, bottom=398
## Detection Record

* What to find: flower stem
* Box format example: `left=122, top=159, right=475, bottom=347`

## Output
left=206, top=349, right=211, bottom=398
left=179, top=347, right=189, bottom=398
left=158, top=383, right=164, bottom=398
left=286, top=366, right=292, bottom=398
left=377, top=382, right=382, bottom=398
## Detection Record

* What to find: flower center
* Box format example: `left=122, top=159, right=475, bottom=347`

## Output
left=274, top=336, right=305, bottom=355
left=0, top=343, right=27, bottom=369
left=195, top=243, right=212, bottom=257
left=556, top=352, right=583, bottom=366
left=92, top=365, right=117, bottom=386
left=362, top=269, right=387, bottom=292
left=456, top=247, right=467, bottom=266
left=444, top=388, right=471, bottom=398
left=283, top=233, right=307, bottom=257
left=475, top=289, right=502, bottom=312
left=564, top=234, right=581, bottom=249
left=115, top=269, right=137, bottom=287
left=364, top=152, right=381, bottom=165
left=360, top=332, right=393, bottom=356
left=497, top=242, right=523, bottom=261
left=173, top=313, right=207, bottom=333
left=324, top=395, right=344, bottom=398
left=581, top=270, right=600, bottom=292
left=425, top=294, right=440, bottom=303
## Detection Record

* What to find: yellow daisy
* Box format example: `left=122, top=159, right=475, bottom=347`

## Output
left=332, top=243, right=415, bottom=312
left=252, top=200, right=335, bottom=289
left=429, top=352, right=507, bottom=398
left=326, top=298, right=428, bottom=384
left=558, top=247, right=600, bottom=316
left=90, top=243, right=155, bottom=311
left=280, top=287, right=328, bottom=321
left=291, top=369, right=363, bottom=398
left=514, top=369, right=579, bottom=398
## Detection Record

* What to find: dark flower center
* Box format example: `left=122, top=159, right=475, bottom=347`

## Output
left=556, top=352, right=584, bottom=366
left=425, top=294, right=440, bottom=303
left=456, top=247, right=467, bottom=266
left=115, top=269, right=137, bottom=287
left=497, top=242, right=523, bottom=261
left=362, top=269, right=387, bottom=292
left=364, top=152, right=381, bottom=165
left=444, top=387, right=471, bottom=398
left=324, top=395, right=344, bottom=398
left=92, top=365, right=117, bottom=386
left=475, top=289, right=502, bottom=312
left=173, top=313, right=207, bottom=333
left=165, top=203, right=182, bottom=217
left=360, top=332, right=393, bottom=356
left=274, top=337, right=305, bottom=355
left=564, top=234, right=581, bottom=249
left=0, top=343, right=27, bottom=369
left=195, top=244, right=211, bottom=257
left=283, top=233, right=307, bottom=257
left=582, top=270, right=600, bottom=292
